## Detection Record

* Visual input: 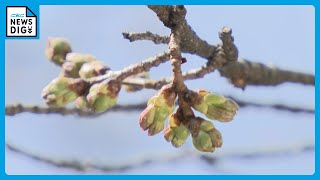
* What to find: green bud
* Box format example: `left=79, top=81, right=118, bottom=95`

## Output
left=147, top=117, right=165, bottom=136
left=45, top=38, right=72, bottom=66
left=139, top=105, right=156, bottom=131
left=204, top=92, right=227, bottom=105
left=139, top=85, right=176, bottom=136
left=164, top=127, right=174, bottom=142
left=79, top=61, right=110, bottom=79
left=86, top=82, right=119, bottom=113
left=206, top=105, right=236, bottom=122
left=41, top=77, right=79, bottom=107
left=193, top=100, right=208, bottom=114
left=62, top=53, right=96, bottom=78
left=191, top=118, right=223, bottom=152
left=192, top=90, right=238, bottom=122
left=222, top=98, right=239, bottom=112
left=164, top=110, right=190, bottom=148
left=192, top=131, right=214, bottom=152
left=209, top=129, right=223, bottom=147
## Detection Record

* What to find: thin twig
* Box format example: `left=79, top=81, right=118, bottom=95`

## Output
left=122, top=31, right=169, bottom=45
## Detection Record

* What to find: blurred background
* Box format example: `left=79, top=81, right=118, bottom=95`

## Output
left=5, top=5, right=315, bottom=174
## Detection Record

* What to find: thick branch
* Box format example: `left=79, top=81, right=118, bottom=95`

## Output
left=219, top=59, right=315, bottom=89
left=148, top=6, right=217, bottom=60
left=123, top=32, right=314, bottom=88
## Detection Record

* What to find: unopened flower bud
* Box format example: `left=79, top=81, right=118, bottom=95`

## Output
left=123, top=72, right=149, bottom=92
left=79, top=61, right=110, bottom=79
left=164, top=110, right=190, bottom=147
left=192, top=117, right=223, bottom=153
left=62, top=53, right=96, bottom=78
left=192, top=90, right=239, bottom=122
left=41, top=77, right=83, bottom=107
left=139, top=84, right=177, bottom=136
left=86, top=81, right=120, bottom=113
left=75, top=96, right=89, bottom=111
left=45, top=38, right=72, bottom=66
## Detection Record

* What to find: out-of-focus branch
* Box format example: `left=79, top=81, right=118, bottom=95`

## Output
left=6, top=142, right=191, bottom=173
left=5, top=103, right=146, bottom=117
left=6, top=141, right=313, bottom=173
left=6, top=95, right=314, bottom=117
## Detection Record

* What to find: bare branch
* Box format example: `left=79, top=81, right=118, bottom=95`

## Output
left=87, top=51, right=170, bottom=84
left=123, top=31, right=169, bottom=44
left=124, top=32, right=314, bottom=88
left=122, top=31, right=169, bottom=44
left=120, top=6, right=315, bottom=89
left=219, top=59, right=315, bottom=89
left=148, top=5, right=217, bottom=60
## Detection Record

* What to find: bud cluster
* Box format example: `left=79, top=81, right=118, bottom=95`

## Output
left=139, top=87, right=238, bottom=153
left=44, top=38, right=239, bottom=154
left=43, top=38, right=119, bottom=112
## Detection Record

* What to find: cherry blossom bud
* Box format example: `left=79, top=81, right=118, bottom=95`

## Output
left=164, top=110, right=190, bottom=147
left=191, top=117, right=223, bottom=153
left=41, top=77, right=83, bottom=107
left=62, top=53, right=96, bottom=78
left=192, top=90, right=239, bottom=122
left=45, top=38, right=72, bottom=66
left=86, top=81, right=120, bottom=113
left=139, top=84, right=177, bottom=136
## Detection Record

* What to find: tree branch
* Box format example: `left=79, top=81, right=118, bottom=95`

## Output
left=5, top=96, right=314, bottom=117
left=7, top=141, right=313, bottom=173
left=122, top=31, right=169, bottom=45
left=123, top=24, right=314, bottom=88
left=5, top=103, right=146, bottom=117
left=87, top=51, right=170, bottom=85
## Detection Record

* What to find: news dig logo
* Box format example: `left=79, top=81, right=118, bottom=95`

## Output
left=6, top=6, right=37, bottom=37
